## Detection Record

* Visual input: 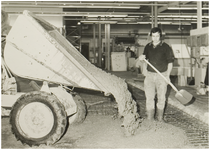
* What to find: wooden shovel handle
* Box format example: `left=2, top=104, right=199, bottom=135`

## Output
left=144, top=59, right=179, bottom=93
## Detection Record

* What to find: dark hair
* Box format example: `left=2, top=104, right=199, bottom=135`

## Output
left=150, top=27, right=162, bottom=37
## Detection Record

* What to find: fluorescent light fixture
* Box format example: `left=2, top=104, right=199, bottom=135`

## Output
left=158, top=15, right=196, bottom=18
left=2, top=4, right=140, bottom=9
left=168, top=7, right=197, bottom=10
left=80, top=21, right=117, bottom=24
left=117, top=22, right=138, bottom=24
left=137, top=22, right=151, bottom=24
left=137, top=22, right=191, bottom=25
left=159, top=18, right=197, bottom=20
left=123, top=17, right=136, bottom=19
left=60, top=6, right=140, bottom=9
left=168, top=7, right=209, bottom=10
left=127, top=16, right=143, bottom=17
left=8, top=12, right=128, bottom=17
left=157, top=22, right=191, bottom=25
left=158, top=15, right=209, bottom=18
left=86, top=15, right=127, bottom=18
left=191, top=21, right=209, bottom=24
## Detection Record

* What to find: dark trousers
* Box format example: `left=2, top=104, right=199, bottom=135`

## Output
left=204, top=63, right=209, bottom=86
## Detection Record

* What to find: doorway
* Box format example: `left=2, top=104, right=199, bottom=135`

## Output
left=81, top=43, right=89, bottom=60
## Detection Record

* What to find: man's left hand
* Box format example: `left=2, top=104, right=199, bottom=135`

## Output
left=166, top=76, right=171, bottom=83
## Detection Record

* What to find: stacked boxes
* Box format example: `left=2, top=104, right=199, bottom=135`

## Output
left=187, top=28, right=209, bottom=86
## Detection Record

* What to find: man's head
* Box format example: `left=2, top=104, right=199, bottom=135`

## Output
left=150, top=27, right=162, bottom=37
left=150, top=27, right=162, bottom=44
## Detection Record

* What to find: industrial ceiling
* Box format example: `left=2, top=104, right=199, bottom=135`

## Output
left=1, top=1, right=209, bottom=26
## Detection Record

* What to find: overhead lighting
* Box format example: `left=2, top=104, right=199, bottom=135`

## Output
left=7, top=12, right=128, bottom=17
left=191, top=21, right=209, bottom=24
left=158, top=15, right=209, bottom=18
left=157, top=22, right=191, bottom=25
left=80, top=21, right=117, bottom=24
left=117, top=22, right=138, bottom=24
left=168, top=7, right=209, bottom=10
left=137, top=22, right=151, bottom=24
left=159, top=18, right=197, bottom=20
left=137, top=22, right=191, bottom=25
left=2, top=4, right=140, bottom=9
left=87, top=15, right=127, bottom=18
left=127, top=15, right=144, bottom=17
left=61, top=6, right=140, bottom=9
left=158, top=15, right=195, bottom=18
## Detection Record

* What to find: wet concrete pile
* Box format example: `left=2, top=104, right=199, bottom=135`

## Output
left=80, top=62, right=142, bottom=135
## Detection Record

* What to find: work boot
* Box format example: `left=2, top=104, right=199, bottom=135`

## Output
left=147, top=109, right=155, bottom=121
left=157, top=109, right=165, bottom=122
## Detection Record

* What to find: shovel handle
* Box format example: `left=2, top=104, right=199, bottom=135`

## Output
left=144, top=59, right=179, bottom=93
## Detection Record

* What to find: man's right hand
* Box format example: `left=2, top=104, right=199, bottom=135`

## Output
left=138, top=55, right=146, bottom=61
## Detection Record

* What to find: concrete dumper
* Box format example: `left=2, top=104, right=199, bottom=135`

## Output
left=1, top=10, right=142, bottom=146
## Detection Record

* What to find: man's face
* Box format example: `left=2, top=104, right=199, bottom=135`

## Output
left=151, top=32, right=161, bottom=44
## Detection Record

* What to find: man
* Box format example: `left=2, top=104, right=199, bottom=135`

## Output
left=139, top=27, right=174, bottom=122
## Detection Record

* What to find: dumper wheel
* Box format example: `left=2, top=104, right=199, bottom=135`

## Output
left=68, top=94, right=87, bottom=125
left=10, top=91, right=67, bottom=146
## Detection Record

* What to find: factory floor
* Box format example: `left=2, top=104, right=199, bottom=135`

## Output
left=1, top=70, right=209, bottom=148
left=109, top=70, right=209, bottom=125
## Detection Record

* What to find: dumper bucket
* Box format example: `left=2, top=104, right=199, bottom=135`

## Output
left=4, top=10, right=109, bottom=94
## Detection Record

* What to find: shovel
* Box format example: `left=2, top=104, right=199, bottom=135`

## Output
left=144, top=59, right=196, bottom=106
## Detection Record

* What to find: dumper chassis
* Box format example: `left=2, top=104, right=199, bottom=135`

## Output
left=2, top=10, right=141, bottom=147
left=1, top=10, right=91, bottom=146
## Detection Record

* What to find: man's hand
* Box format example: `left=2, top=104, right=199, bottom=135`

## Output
left=138, top=55, right=146, bottom=61
left=142, top=69, right=148, bottom=76
left=166, top=75, right=171, bottom=83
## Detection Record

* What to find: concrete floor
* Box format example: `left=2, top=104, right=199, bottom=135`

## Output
left=1, top=70, right=209, bottom=148
left=2, top=80, right=208, bottom=148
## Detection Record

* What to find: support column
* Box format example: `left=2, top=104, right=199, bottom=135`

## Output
left=79, top=24, right=82, bottom=53
left=105, top=24, right=110, bottom=71
left=197, top=1, right=202, bottom=29
left=154, top=1, right=158, bottom=27
left=98, top=23, right=102, bottom=67
left=93, top=23, right=96, bottom=64
left=151, top=5, right=154, bottom=28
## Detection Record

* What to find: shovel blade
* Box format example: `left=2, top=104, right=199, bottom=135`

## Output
left=175, top=89, right=196, bottom=106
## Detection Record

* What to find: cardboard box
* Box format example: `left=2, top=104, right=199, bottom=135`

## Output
left=201, top=34, right=209, bottom=46
left=111, top=52, right=127, bottom=71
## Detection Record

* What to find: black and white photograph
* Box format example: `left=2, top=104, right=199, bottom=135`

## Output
left=1, top=1, right=209, bottom=149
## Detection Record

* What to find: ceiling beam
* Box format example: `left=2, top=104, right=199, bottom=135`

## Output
left=1, top=1, right=168, bottom=7
left=2, top=5, right=140, bottom=9
left=157, top=2, right=179, bottom=13
left=1, top=1, right=208, bottom=25
left=157, top=1, right=191, bottom=13
left=141, top=1, right=202, bottom=23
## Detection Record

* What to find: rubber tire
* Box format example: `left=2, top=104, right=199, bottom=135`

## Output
left=10, top=91, right=67, bottom=146
left=68, top=94, right=87, bottom=125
